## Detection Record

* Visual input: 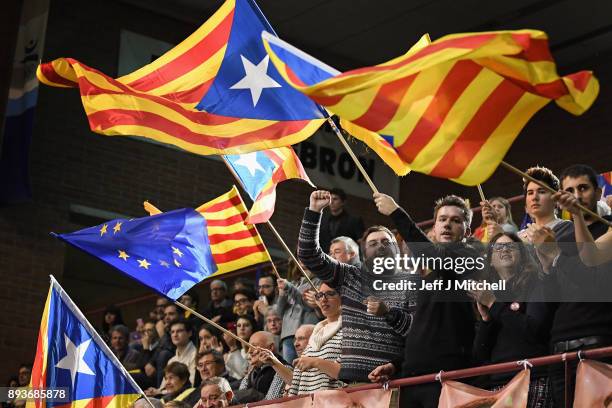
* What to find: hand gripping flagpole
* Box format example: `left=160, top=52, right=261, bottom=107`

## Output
left=500, top=161, right=612, bottom=227
left=48, top=276, right=157, bottom=408
left=221, top=157, right=319, bottom=292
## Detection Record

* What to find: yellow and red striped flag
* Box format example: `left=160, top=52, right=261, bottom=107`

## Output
left=36, top=0, right=325, bottom=156
left=263, top=30, right=599, bottom=185
left=145, top=186, right=271, bottom=276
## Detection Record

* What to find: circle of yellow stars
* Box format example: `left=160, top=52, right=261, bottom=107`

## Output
left=98, top=221, right=185, bottom=271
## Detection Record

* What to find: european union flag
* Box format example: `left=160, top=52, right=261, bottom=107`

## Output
left=54, top=208, right=217, bottom=300
left=30, top=276, right=142, bottom=407
left=196, top=0, right=324, bottom=121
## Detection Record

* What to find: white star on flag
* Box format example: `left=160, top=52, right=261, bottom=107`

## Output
left=230, top=55, right=281, bottom=107
left=234, top=152, right=265, bottom=176
left=55, top=334, right=95, bottom=386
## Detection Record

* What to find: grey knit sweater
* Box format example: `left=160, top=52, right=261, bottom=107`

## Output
left=297, top=208, right=415, bottom=382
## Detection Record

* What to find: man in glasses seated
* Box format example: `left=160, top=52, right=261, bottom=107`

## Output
left=298, top=190, right=415, bottom=385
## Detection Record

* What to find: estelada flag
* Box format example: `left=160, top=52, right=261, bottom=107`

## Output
left=224, top=146, right=314, bottom=224
left=27, top=276, right=142, bottom=407
left=36, top=0, right=325, bottom=156
left=263, top=30, right=598, bottom=185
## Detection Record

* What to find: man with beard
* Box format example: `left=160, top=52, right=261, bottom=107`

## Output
left=368, top=193, right=481, bottom=408
left=298, top=190, right=414, bottom=383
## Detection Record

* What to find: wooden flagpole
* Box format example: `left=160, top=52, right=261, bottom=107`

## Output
left=500, top=161, right=612, bottom=227
left=174, top=301, right=254, bottom=349
left=325, top=116, right=380, bottom=194
left=476, top=184, right=486, bottom=202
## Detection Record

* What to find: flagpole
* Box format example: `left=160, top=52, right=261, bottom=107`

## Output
left=325, top=116, right=380, bottom=194
left=265, top=221, right=319, bottom=291
left=174, top=301, right=255, bottom=349
left=221, top=157, right=319, bottom=292
left=500, top=161, right=612, bottom=227
left=48, top=276, right=157, bottom=408
left=476, top=184, right=486, bottom=202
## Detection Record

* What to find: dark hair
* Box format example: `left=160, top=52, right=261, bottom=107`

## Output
left=18, top=363, right=32, bottom=371
left=232, top=288, right=256, bottom=301
left=233, top=277, right=255, bottom=292
left=330, top=188, right=347, bottom=201
left=197, top=349, right=225, bottom=365
left=164, top=303, right=181, bottom=315
left=179, top=289, right=199, bottom=307
left=433, top=195, right=473, bottom=227
left=164, top=361, right=190, bottom=382
left=169, top=317, right=192, bottom=333
left=258, top=274, right=277, bottom=287
left=522, top=166, right=560, bottom=192
left=144, top=318, right=158, bottom=326
left=110, top=324, right=130, bottom=339
left=361, top=225, right=397, bottom=254
left=102, top=305, right=124, bottom=333
left=236, top=314, right=257, bottom=330
left=199, top=324, right=221, bottom=339
left=486, top=232, right=542, bottom=294
left=559, top=164, right=599, bottom=190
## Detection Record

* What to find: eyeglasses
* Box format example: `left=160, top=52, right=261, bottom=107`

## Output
left=234, top=298, right=250, bottom=304
left=492, top=242, right=519, bottom=252
left=314, top=290, right=338, bottom=301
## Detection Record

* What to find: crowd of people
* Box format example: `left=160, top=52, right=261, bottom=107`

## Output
left=5, top=165, right=612, bottom=408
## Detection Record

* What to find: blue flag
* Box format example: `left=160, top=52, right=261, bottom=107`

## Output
left=54, top=208, right=217, bottom=300
left=196, top=0, right=325, bottom=121
left=30, top=276, right=142, bottom=407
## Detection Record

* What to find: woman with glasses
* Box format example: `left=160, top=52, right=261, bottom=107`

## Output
left=260, top=282, right=344, bottom=395
left=470, top=232, right=555, bottom=408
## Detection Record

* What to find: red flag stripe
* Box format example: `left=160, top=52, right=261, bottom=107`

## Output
left=160, top=77, right=215, bottom=104
left=200, top=194, right=243, bottom=213
left=398, top=60, right=483, bottom=162
left=205, top=213, right=247, bottom=227
left=39, top=64, right=78, bottom=87
left=77, top=74, right=241, bottom=126
left=431, top=80, right=526, bottom=179
left=351, top=74, right=418, bottom=131
left=126, top=9, right=234, bottom=91
left=86, top=109, right=313, bottom=148
left=284, top=63, right=344, bottom=106
left=208, top=229, right=258, bottom=245
left=337, top=34, right=497, bottom=78
left=506, top=77, right=569, bottom=99
left=213, top=243, right=267, bottom=264
left=509, top=35, right=553, bottom=62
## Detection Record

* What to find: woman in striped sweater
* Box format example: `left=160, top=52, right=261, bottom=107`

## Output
left=260, top=282, right=344, bottom=396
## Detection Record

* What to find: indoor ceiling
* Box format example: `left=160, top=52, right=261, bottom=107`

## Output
left=122, top=0, right=612, bottom=71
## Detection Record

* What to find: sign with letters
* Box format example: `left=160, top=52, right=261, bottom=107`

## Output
left=295, top=127, right=400, bottom=200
